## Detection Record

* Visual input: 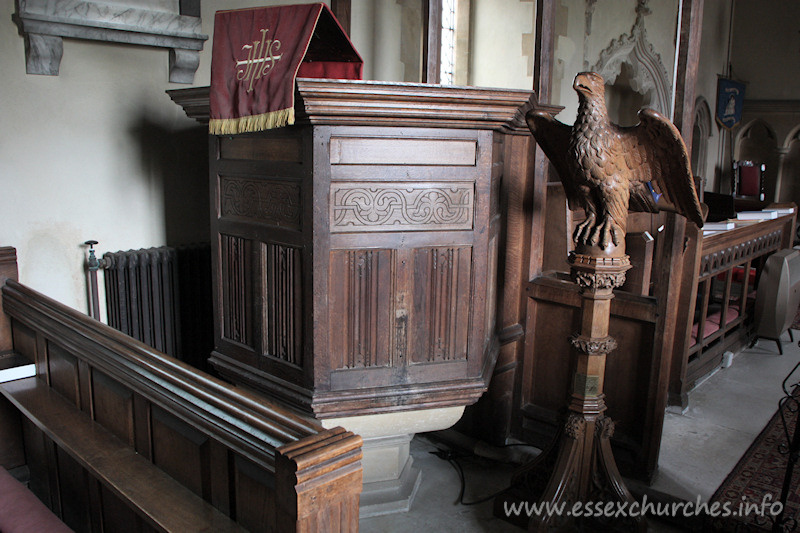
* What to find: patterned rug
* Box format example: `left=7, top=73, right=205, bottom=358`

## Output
left=709, top=388, right=800, bottom=532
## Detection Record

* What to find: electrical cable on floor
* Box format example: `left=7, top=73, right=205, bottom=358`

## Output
left=430, top=443, right=538, bottom=506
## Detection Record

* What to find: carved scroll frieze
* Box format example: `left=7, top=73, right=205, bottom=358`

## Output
left=330, top=182, right=474, bottom=232
left=220, top=177, right=301, bottom=230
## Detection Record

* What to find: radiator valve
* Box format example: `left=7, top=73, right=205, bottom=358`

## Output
left=84, top=240, right=105, bottom=271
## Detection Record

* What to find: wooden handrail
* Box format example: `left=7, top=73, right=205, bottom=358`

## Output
left=3, top=279, right=320, bottom=461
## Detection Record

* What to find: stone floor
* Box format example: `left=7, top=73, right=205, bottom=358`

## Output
left=360, top=332, right=800, bottom=532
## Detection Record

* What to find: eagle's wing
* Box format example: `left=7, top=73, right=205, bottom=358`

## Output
left=621, top=108, right=705, bottom=227
left=525, top=110, right=585, bottom=211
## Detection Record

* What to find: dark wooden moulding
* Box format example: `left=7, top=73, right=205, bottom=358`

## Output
left=169, top=80, right=554, bottom=420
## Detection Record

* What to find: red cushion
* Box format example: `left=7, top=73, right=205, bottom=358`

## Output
left=706, top=307, right=739, bottom=326
left=716, top=267, right=756, bottom=285
left=691, top=317, right=720, bottom=344
left=0, top=467, right=72, bottom=532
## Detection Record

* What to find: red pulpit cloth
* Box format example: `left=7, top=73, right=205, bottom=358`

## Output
left=209, top=3, right=362, bottom=134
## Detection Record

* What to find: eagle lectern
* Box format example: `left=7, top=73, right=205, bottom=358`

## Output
left=494, top=238, right=644, bottom=532
left=170, top=79, right=544, bottom=515
left=495, top=72, right=703, bottom=531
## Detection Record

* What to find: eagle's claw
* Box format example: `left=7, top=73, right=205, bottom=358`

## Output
left=574, top=213, right=596, bottom=245
left=575, top=215, right=622, bottom=249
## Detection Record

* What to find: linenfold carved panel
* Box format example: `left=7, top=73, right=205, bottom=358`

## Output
left=220, top=177, right=302, bottom=230
left=329, top=249, right=394, bottom=369
left=220, top=235, right=252, bottom=348
left=261, top=242, right=303, bottom=366
left=330, top=182, right=474, bottom=232
left=412, top=246, right=472, bottom=363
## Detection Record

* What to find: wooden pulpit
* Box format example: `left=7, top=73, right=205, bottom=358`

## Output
left=169, top=78, right=548, bottom=424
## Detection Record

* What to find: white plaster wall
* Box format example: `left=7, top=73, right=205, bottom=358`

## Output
left=0, top=0, right=326, bottom=315
left=693, top=0, right=732, bottom=192
left=1, top=7, right=177, bottom=312
left=470, top=0, right=534, bottom=90
left=349, top=0, right=405, bottom=82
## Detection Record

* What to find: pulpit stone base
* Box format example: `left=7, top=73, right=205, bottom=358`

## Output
left=321, top=406, right=465, bottom=517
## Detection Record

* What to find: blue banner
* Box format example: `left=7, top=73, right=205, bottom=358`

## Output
left=716, top=77, right=746, bottom=130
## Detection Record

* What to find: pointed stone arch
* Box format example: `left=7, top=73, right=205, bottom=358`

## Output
left=590, top=1, right=671, bottom=115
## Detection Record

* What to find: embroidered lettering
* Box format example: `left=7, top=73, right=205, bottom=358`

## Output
left=236, top=28, right=283, bottom=92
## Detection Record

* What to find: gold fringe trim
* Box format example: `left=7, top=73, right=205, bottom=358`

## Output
left=209, top=107, right=295, bottom=135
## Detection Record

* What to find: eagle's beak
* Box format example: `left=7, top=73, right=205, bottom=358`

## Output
left=573, top=76, right=590, bottom=93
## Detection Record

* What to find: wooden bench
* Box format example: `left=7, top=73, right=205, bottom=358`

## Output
left=0, top=246, right=362, bottom=532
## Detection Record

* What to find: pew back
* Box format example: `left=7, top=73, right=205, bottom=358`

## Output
left=0, top=246, right=362, bottom=532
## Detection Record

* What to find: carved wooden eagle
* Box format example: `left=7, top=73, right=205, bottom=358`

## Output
left=527, top=72, right=705, bottom=249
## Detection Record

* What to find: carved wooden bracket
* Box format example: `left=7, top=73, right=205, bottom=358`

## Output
left=13, top=0, right=208, bottom=83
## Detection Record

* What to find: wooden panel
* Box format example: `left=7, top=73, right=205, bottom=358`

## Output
left=233, top=454, right=276, bottom=533
left=3, top=376, right=244, bottom=533
left=10, top=320, right=36, bottom=363
left=21, top=417, right=54, bottom=510
left=330, top=182, right=475, bottom=232
left=411, top=246, right=472, bottom=363
left=47, top=341, right=80, bottom=408
left=328, top=249, right=394, bottom=369
left=220, top=176, right=302, bottom=230
left=92, top=369, right=135, bottom=447
left=151, top=405, right=211, bottom=501
left=219, top=135, right=303, bottom=162
left=261, top=242, right=304, bottom=366
left=330, top=137, right=477, bottom=166
left=520, top=275, right=659, bottom=476
left=0, top=394, right=24, bottom=469
left=100, top=483, right=150, bottom=533
left=220, top=234, right=253, bottom=348
left=56, top=446, right=93, bottom=532
left=485, top=234, right=499, bottom=345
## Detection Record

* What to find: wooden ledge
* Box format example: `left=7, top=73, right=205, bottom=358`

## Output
left=0, top=376, right=245, bottom=533
left=167, top=79, right=556, bottom=134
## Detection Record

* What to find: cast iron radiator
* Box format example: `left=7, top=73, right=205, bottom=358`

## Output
left=102, top=244, right=213, bottom=370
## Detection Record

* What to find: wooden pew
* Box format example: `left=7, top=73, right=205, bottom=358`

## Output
left=0, top=246, right=362, bottom=532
